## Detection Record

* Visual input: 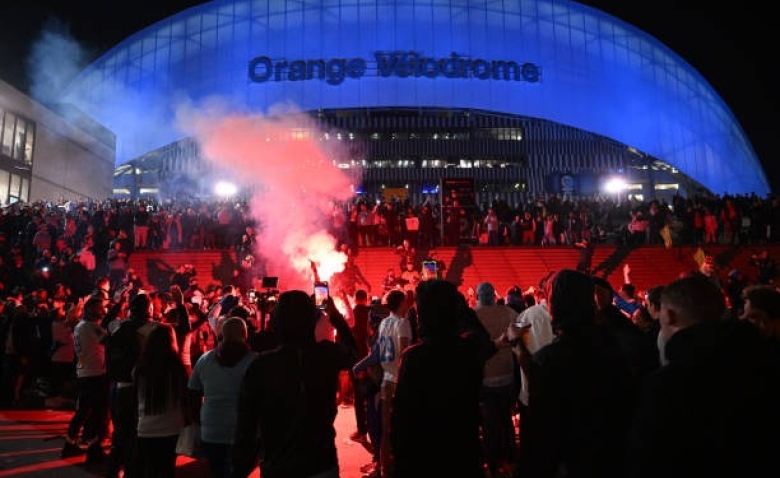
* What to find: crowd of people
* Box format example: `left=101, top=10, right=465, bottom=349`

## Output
left=0, top=190, right=779, bottom=478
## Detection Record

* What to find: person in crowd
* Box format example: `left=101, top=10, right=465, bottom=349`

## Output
left=352, top=296, right=390, bottom=477
left=380, top=268, right=402, bottom=293
left=399, top=261, right=420, bottom=293
left=375, top=289, right=411, bottom=478
left=347, top=289, right=372, bottom=444
left=627, top=210, right=648, bottom=246
left=170, top=263, right=196, bottom=292
left=188, top=317, right=256, bottom=478
left=61, top=296, right=110, bottom=462
left=484, top=207, right=501, bottom=246
left=473, top=281, right=520, bottom=477
left=627, top=274, right=780, bottom=478
left=591, top=276, right=659, bottom=394
left=512, top=273, right=555, bottom=426
left=634, top=285, right=663, bottom=341
left=507, top=269, right=636, bottom=477
left=391, top=279, right=486, bottom=478
left=695, top=251, right=723, bottom=291
left=133, top=205, right=151, bottom=250
left=133, top=324, right=189, bottom=478
left=207, top=284, right=240, bottom=335
left=613, top=264, right=643, bottom=318
left=503, top=286, right=526, bottom=314
left=573, top=236, right=593, bottom=274
left=329, top=248, right=371, bottom=302
left=49, top=295, right=77, bottom=401
left=740, top=284, right=780, bottom=339
left=403, top=289, right=420, bottom=345
left=159, top=285, right=194, bottom=375
left=724, top=269, right=749, bottom=320
left=749, top=249, right=777, bottom=284
left=104, top=293, right=159, bottom=478
left=518, top=210, right=536, bottom=245
left=231, top=291, right=355, bottom=478
left=107, top=240, right=129, bottom=293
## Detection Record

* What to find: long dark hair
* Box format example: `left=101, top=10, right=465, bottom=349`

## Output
left=133, top=324, right=188, bottom=415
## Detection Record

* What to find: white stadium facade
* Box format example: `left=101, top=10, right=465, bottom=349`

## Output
left=53, top=0, right=769, bottom=204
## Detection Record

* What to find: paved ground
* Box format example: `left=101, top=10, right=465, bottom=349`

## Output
left=0, top=400, right=373, bottom=478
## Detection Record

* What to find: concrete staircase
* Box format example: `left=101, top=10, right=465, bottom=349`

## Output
left=127, top=243, right=780, bottom=299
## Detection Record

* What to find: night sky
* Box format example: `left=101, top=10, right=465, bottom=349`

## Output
left=0, top=1, right=774, bottom=194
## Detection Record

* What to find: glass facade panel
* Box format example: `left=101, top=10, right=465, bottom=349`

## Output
left=9, top=173, right=21, bottom=203
left=1, top=112, right=15, bottom=157
left=62, top=0, right=769, bottom=195
left=21, top=177, right=29, bottom=203
left=0, top=170, right=8, bottom=205
left=24, top=124, right=34, bottom=165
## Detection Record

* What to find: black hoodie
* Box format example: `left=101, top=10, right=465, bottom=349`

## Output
left=231, top=290, right=355, bottom=478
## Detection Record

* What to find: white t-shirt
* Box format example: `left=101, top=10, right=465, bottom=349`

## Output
left=515, top=300, right=554, bottom=406
left=377, top=313, right=412, bottom=384
left=73, top=320, right=107, bottom=378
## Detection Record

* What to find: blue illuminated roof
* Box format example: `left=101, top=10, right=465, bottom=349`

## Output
left=62, top=0, right=770, bottom=195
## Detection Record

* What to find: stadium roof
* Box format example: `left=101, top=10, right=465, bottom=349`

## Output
left=61, top=0, right=770, bottom=195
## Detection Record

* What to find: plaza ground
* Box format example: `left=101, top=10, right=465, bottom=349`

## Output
left=0, top=402, right=372, bottom=478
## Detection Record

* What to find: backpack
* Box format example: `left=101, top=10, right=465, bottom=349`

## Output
left=105, top=320, right=142, bottom=382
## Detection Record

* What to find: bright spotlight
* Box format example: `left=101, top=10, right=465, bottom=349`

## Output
left=603, top=177, right=627, bottom=194
left=214, top=181, right=238, bottom=197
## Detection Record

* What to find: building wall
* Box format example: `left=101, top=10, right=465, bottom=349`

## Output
left=0, top=80, right=114, bottom=204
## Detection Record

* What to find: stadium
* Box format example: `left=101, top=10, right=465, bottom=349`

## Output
left=59, top=0, right=771, bottom=205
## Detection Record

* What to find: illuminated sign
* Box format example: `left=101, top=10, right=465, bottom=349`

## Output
left=248, top=51, right=541, bottom=86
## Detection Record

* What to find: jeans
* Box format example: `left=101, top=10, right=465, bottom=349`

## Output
left=136, top=434, right=178, bottom=478
left=106, top=384, right=137, bottom=478
left=67, top=374, right=109, bottom=442
left=201, top=441, right=232, bottom=478
left=479, top=384, right=516, bottom=473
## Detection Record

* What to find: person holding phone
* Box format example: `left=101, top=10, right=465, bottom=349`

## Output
left=314, top=282, right=329, bottom=310
left=231, top=290, right=357, bottom=478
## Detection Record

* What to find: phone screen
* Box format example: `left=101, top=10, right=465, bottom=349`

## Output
left=422, top=260, right=438, bottom=280
left=314, top=282, right=329, bottom=309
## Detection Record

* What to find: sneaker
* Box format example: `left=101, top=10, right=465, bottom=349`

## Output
left=349, top=431, right=368, bottom=442
left=61, top=441, right=85, bottom=459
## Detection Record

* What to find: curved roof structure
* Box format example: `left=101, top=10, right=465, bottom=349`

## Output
left=62, top=0, right=770, bottom=195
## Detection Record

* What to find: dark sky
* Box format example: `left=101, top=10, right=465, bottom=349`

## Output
left=0, top=1, right=775, bottom=193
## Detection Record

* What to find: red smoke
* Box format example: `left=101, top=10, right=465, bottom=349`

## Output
left=180, top=105, right=360, bottom=292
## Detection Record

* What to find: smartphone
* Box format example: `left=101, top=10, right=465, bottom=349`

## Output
left=314, top=281, right=329, bottom=309
left=422, top=260, right=438, bottom=280
left=512, top=321, right=532, bottom=330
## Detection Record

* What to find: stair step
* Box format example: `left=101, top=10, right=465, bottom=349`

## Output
left=127, top=244, right=780, bottom=299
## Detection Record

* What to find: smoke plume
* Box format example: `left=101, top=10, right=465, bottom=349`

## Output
left=178, top=102, right=361, bottom=292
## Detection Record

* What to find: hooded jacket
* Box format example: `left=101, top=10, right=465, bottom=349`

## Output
left=231, top=290, right=355, bottom=478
